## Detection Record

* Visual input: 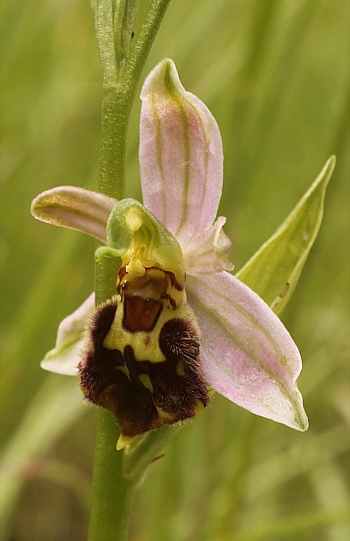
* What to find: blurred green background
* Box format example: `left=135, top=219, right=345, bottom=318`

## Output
left=1, top=0, right=349, bottom=540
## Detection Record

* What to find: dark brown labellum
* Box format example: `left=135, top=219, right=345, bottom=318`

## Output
left=78, top=268, right=209, bottom=445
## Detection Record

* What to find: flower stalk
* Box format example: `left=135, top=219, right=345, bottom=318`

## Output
left=88, top=413, right=133, bottom=541
left=92, top=0, right=172, bottom=202
left=88, top=1, right=173, bottom=540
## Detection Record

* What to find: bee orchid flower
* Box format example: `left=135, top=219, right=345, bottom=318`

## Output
left=31, top=59, right=308, bottom=448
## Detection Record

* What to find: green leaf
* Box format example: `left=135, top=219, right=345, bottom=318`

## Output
left=236, top=156, right=336, bottom=314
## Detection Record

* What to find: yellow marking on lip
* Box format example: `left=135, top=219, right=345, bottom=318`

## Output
left=194, top=400, right=205, bottom=417
left=103, top=296, right=198, bottom=364
left=139, top=373, right=153, bottom=392
left=176, top=361, right=185, bottom=376
left=115, top=365, right=131, bottom=381
left=116, top=433, right=136, bottom=450
left=153, top=402, right=174, bottom=421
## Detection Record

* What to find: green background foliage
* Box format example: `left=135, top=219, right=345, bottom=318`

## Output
left=1, top=0, right=349, bottom=539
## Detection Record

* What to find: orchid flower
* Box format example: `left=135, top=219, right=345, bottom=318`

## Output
left=31, top=59, right=308, bottom=448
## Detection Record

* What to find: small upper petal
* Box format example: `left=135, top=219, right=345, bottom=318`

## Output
left=186, top=273, right=308, bottom=431
left=139, top=58, right=223, bottom=248
left=41, top=293, right=95, bottom=376
left=183, top=217, right=234, bottom=276
left=31, top=186, right=117, bottom=243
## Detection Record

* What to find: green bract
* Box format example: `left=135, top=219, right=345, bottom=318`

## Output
left=237, top=157, right=336, bottom=314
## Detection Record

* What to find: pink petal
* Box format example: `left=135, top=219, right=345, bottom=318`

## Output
left=41, top=293, right=95, bottom=376
left=183, top=217, right=234, bottom=276
left=31, top=186, right=117, bottom=243
left=140, top=59, right=223, bottom=248
left=186, top=273, right=308, bottom=431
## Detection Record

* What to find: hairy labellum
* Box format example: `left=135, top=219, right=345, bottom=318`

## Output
left=79, top=266, right=209, bottom=448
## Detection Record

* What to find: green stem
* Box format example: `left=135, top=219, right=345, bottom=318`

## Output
left=98, top=86, right=129, bottom=200
left=95, top=0, right=172, bottom=201
left=88, top=411, right=136, bottom=541
left=89, top=1, right=173, bottom=540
